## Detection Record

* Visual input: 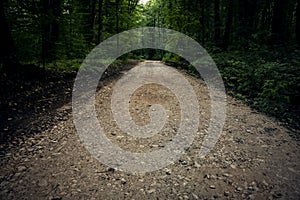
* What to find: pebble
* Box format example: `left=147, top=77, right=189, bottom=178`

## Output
left=223, top=173, right=231, bottom=177
left=38, top=179, right=48, bottom=187
left=188, top=193, right=197, bottom=199
left=147, top=189, right=156, bottom=194
left=230, top=164, right=237, bottom=169
left=121, top=178, right=127, bottom=184
left=158, top=143, right=165, bottom=147
left=272, top=192, right=283, bottom=198
left=194, top=161, right=201, bottom=168
left=224, top=191, right=230, bottom=196
left=248, top=186, right=254, bottom=191
left=107, top=167, right=115, bottom=172
left=2, top=189, right=9, bottom=194
left=262, top=180, right=269, bottom=187
left=17, top=166, right=27, bottom=172
left=165, top=168, right=171, bottom=175
left=50, top=197, right=62, bottom=200
left=179, top=159, right=188, bottom=165
left=27, top=148, right=34, bottom=152
left=150, top=182, right=156, bottom=187
left=210, top=175, right=217, bottom=179
left=209, top=185, right=216, bottom=189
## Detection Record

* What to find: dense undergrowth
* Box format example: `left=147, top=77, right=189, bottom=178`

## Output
left=162, top=49, right=300, bottom=131
left=2, top=51, right=298, bottom=133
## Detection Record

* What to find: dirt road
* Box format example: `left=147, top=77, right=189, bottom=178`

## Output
left=0, top=61, right=299, bottom=199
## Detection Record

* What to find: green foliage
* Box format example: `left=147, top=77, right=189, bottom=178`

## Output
left=162, top=53, right=182, bottom=64
left=44, top=59, right=82, bottom=72
left=4, top=0, right=142, bottom=65
left=254, top=63, right=299, bottom=113
left=213, top=51, right=300, bottom=127
left=162, top=52, right=200, bottom=76
left=2, top=0, right=299, bottom=129
left=6, top=0, right=41, bottom=62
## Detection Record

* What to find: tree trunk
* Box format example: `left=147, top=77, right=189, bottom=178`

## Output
left=214, top=0, right=221, bottom=47
left=116, top=0, right=120, bottom=34
left=0, top=0, right=18, bottom=67
left=271, top=0, right=288, bottom=44
left=200, top=0, right=205, bottom=45
left=91, top=0, right=97, bottom=43
left=222, top=0, right=233, bottom=50
left=238, top=0, right=257, bottom=49
left=98, top=0, right=103, bottom=44
left=41, top=0, right=61, bottom=65
left=296, top=0, right=300, bottom=47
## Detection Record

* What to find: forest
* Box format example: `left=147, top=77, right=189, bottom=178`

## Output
left=0, top=0, right=299, bottom=130
left=1, top=0, right=300, bottom=199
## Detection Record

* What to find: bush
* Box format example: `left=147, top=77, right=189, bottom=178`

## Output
left=213, top=51, right=300, bottom=128
left=45, top=59, right=82, bottom=72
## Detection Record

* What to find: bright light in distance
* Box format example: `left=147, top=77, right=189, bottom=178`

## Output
left=140, top=0, right=150, bottom=5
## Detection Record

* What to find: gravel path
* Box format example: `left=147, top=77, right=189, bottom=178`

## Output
left=0, top=61, right=299, bottom=199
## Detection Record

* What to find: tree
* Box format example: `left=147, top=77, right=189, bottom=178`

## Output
left=0, top=0, right=18, bottom=67
left=200, top=0, right=205, bottom=45
left=116, top=0, right=120, bottom=33
left=238, top=0, right=257, bottom=48
left=128, top=0, right=139, bottom=14
left=91, top=0, right=97, bottom=43
left=222, top=0, right=233, bottom=50
left=271, top=0, right=289, bottom=44
left=41, top=0, right=62, bottom=64
left=98, top=0, right=104, bottom=43
left=296, top=0, right=300, bottom=47
left=214, top=0, right=221, bottom=47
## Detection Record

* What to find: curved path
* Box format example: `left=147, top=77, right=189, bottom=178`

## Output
left=0, top=61, right=299, bottom=199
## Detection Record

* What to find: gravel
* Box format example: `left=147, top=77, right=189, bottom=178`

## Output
left=0, top=61, right=299, bottom=199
